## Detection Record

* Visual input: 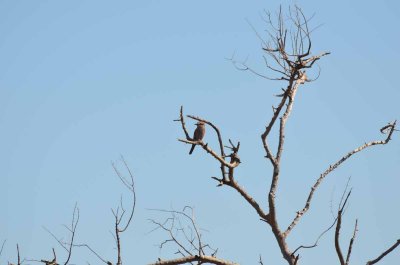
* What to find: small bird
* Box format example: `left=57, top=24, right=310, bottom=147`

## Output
left=189, top=122, right=206, bottom=155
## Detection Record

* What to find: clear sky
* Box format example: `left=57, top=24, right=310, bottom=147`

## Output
left=1, top=0, right=399, bottom=264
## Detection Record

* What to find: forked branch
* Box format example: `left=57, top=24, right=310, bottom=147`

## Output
left=111, top=156, right=137, bottom=265
left=176, top=107, right=268, bottom=222
left=334, top=190, right=353, bottom=265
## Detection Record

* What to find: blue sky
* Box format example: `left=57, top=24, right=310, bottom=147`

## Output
left=1, top=0, right=399, bottom=264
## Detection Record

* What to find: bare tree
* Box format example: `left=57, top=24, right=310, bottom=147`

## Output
left=165, top=5, right=399, bottom=265
left=2, top=5, right=398, bottom=265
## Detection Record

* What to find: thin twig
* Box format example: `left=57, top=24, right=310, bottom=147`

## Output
left=0, top=240, right=6, bottom=258
left=345, top=219, right=358, bottom=265
left=335, top=191, right=352, bottom=265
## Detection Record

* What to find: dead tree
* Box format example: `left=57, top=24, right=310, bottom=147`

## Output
left=166, top=5, right=399, bottom=265
left=2, top=5, right=398, bottom=265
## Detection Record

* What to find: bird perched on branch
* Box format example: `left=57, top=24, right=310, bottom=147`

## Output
left=189, top=122, right=206, bottom=155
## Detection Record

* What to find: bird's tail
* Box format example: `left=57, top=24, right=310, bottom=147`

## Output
left=189, top=144, right=196, bottom=155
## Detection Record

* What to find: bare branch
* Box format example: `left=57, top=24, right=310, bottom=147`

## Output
left=178, top=138, right=235, bottom=169
left=292, top=179, right=352, bottom=256
left=334, top=191, right=352, bottom=265
left=70, top=244, right=109, bottom=265
left=229, top=56, right=289, bottom=81
left=186, top=115, right=227, bottom=164
left=148, top=255, right=238, bottom=265
left=176, top=108, right=269, bottom=224
left=42, top=227, right=68, bottom=252
left=292, top=213, right=338, bottom=255
left=42, top=204, right=79, bottom=265
left=284, top=121, right=397, bottom=237
left=111, top=157, right=137, bottom=265
left=0, top=240, right=6, bottom=258
left=148, top=207, right=236, bottom=265
left=218, top=173, right=268, bottom=218
left=259, top=255, right=264, bottom=265
left=63, top=204, right=79, bottom=265
left=17, top=244, right=21, bottom=265
left=366, top=239, right=400, bottom=265
left=67, top=159, right=135, bottom=265
left=113, top=156, right=136, bottom=232
left=176, top=108, right=231, bottom=181
left=34, top=248, right=59, bottom=265
left=345, top=219, right=358, bottom=265
left=173, top=106, right=190, bottom=140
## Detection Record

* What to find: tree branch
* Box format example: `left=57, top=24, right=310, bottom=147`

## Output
left=176, top=107, right=232, bottom=181
left=216, top=178, right=269, bottom=221
left=284, top=121, right=397, bottom=237
left=366, top=239, right=400, bottom=265
left=178, top=139, right=237, bottom=168
left=0, top=239, right=6, bottom=258
left=177, top=107, right=269, bottom=224
left=148, top=255, right=238, bottom=265
left=334, top=191, right=352, bottom=265
left=148, top=207, right=234, bottom=265
left=345, top=219, right=358, bottom=265
left=63, top=204, right=79, bottom=265
left=111, top=156, right=137, bottom=265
